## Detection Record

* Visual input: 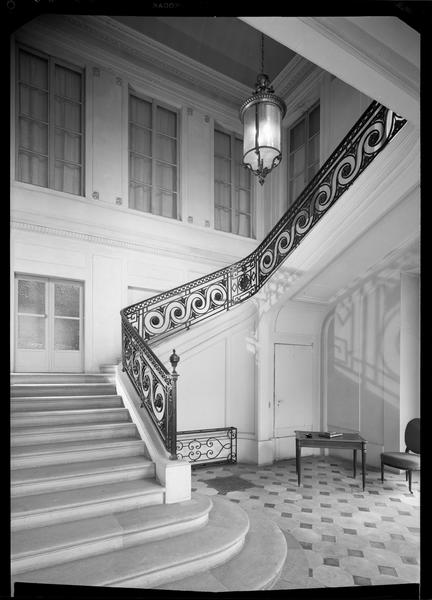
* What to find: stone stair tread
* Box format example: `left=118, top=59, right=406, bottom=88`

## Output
left=12, top=479, right=163, bottom=517
left=11, top=394, right=122, bottom=402
left=156, top=509, right=287, bottom=592
left=12, top=407, right=127, bottom=418
left=11, top=437, right=142, bottom=457
left=12, top=422, right=136, bottom=435
left=13, top=496, right=249, bottom=588
left=12, top=496, right=212, bottom=558
left=12, top=455, right=151, bottom=483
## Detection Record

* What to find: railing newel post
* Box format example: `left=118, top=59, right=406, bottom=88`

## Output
left=168, top=349, right=180, bottom=460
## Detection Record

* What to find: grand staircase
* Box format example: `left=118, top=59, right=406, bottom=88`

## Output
left=10, top=372, right=287, bottom=592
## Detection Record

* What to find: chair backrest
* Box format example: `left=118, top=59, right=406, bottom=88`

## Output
left=405, top=418, right=420, bottom=454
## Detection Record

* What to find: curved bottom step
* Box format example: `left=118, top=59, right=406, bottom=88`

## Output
left=156, top=506, right=288, bottom=592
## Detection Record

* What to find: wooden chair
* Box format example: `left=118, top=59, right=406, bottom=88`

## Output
left=381, top=418, right=420, bottom=493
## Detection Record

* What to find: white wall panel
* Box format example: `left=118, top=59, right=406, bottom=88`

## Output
left=228, top=330, right=256, bottom=435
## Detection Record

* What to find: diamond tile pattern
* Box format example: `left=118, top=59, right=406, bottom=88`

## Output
left=192, top=455, right=420, bottom=589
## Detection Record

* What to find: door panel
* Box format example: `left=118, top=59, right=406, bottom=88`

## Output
left=15, top=275, right=84, bottom=372
left=274, top=343, right=314, bottom=460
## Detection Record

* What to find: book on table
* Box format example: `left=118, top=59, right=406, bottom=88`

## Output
left=319, top=431, right=343, bottom=438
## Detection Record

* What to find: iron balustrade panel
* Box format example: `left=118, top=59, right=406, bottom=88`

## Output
left=177, top=427, right=238, bottom=466
left=120, top=100, right=407, bottom=455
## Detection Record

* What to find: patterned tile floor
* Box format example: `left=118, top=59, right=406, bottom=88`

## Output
left=191, top=455, right=420, bottom=590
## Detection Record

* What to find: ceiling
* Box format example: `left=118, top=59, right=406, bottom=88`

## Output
left=110, top=16, right=297, bottom=88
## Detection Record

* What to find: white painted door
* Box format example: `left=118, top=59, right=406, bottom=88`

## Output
left=15, top=275, right=84, bottom=372
left=274, top=343, right=314, bottom=460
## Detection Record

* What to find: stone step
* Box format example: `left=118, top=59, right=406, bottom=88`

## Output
left=12, top=495, right=212, bottom=575
left=11, top=422, right=139, bottom=446
left=10, top=373, right=114, bottom=384
left=11, top=438, right=145, bottom=469
left=156, top=508, right=287, bottom=592
left=12, top=496, right=249, bottom=589
left=11, top=456, right=154, bottom=497
left=99, top=364, right=118, bottom=374
left=11, top=395, right=124, bottom=412
left=12, top=479, right=165, bottom=531
left=11, top=383, right=117, bottom=398
left=11, top=407, right=130, bottom=428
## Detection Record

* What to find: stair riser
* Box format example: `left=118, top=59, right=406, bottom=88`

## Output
left=11, top=443, right=146, bottom=469
left=11, top=397, right=124, bottom=412
left=11, top=385, right=117, bottom=397
left=12, top=514, right=208, bottom=575
left=12, top=465, right=155, bottom=497
left=11, top=424, right=138, bottom=446
left=11, top=374, right=114, bottom=384
left=12, top=490, right=165, bottom=531
left=12, top=410, right=130, bottom=427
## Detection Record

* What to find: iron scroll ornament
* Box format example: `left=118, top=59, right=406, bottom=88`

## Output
left=121, top=101, right=406, bottom=455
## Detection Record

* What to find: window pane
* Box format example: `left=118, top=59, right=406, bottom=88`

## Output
left=290, top=147, right=305, bottom=178
left=130, top=155, right=152, bottom=184
left=18, top=279, right=45, bottom=314
left=292, top=174, right=305, bottom=201
left=214, top=130, right=231, bottom=157
left=215, top=156, right=230, bottom=183
left=308, top=134, right=320, bottom=167
left=54, top=318, right=80, bottom=350
left=17, top=151, right=48, bottom=187
left=129, top=124, right=151, bottom=157
left=215, top=207, right=231, bottom=232
left=215, top=181, right=231, bottom=209
left=55, top=283, right=80, bottom=317
left=19, top=50, right=48, bottom=89
left=54, top=161, right=81, bottom=195
left=55, top=98, right=81, bottom=131
left=238, top=213, right=251, bottom=237
left=309, top=106, right=320, bottom=137
left=156, top=106, right=176, bottom=138
left=155, top=162, right=176, bottom=191
left=239, top=164, right=250, bottom=190
left=19, top=117, right=48, bottom=155
left=238, top=189, right=251, bottom=214
left=308, top=164, right=319, bottom=181
left=18, top=315, right=45, bottom=349
left=55, top=65, right=82, bottom=102
left=55, top=130, right=81, bottom=163
left=20, top=85, right=48, bottom=121
left=130, top=96, right=152, bottom=128
left=234, top=138, right=243, bottom=163
left=290, top=120, right=305, bottom=151
left=130, top=183, right=151, bottom=213
left=154, top=189, right=177, bottom=219
left=155, top=134, right=176, bottom=164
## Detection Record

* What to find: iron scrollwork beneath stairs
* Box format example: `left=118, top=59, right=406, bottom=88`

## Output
left=177, top=427, right=238, bottom=466
left=120, top=100, right=406, bottom=457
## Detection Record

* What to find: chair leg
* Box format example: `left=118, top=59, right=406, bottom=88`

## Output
left=408, top=470, right=412, bottom=494
left=381, top=459, right=384, bottom=483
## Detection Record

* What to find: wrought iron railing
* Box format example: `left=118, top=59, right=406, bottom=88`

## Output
left=177, top=427, right=238, bottom=466
left=121, top=100, right=406, bottom=457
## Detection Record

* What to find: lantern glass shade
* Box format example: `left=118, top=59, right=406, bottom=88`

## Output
left=243, top=101, right=282, bottom=172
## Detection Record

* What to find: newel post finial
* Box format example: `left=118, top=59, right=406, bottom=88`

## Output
left=170, top=349, right=180, bottom=373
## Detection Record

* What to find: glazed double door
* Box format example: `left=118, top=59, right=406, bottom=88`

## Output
left=14, top=275, right=84, bottom=372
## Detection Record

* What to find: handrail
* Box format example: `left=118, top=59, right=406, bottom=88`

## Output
left=121, top=100, right=406, bottom=457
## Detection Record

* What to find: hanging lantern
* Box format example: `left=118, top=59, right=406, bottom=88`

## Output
left=240, top=34, right=287, bottom=185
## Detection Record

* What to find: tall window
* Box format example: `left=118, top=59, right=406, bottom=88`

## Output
left=214, top=129, right=253, bottom=238
left=129, top=93, right=178, bottom=219
left=288, top=104, right=320, bottom=205
left=16, top=46, right=84, bottom=196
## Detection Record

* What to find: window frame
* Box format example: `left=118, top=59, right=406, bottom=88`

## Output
left=287, top=102, right=320, bottom=207
left=214, top=126, right=255, bottom=239
left=15, top=43, right=85, bottom=196
left=128, top=89, right=180, bottom=220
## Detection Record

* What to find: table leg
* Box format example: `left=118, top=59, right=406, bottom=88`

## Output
left=353, top=449, right=357, bottom=478
left=361, top=443, right=366, bottom=490
left=296, top=439, right=301, bottom=486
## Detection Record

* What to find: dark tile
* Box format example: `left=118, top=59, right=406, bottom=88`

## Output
left=275, top=473, right=285, bottom=476
left=264, top=503, right=275, bottom=508
left=318, top=481, right=328, bottom=485
left=381, top=516, right=395, bottom=522
left=322, top=535, right=336, bottom=542
left=390, top=534, right=405, bottom=540
left=321, top=517, right=334, bottom=523
left=320, top=491, right=330, bottom=496
left=303, top=484, right=313, bottom=488
left=304, top=475, right=312, bottom=479
left=408, top=527, right=420, bottom=534
left=302, top=495, right=313, bottom=499
left=375, top=501, right=386, bottom=506
left=341, top=512, right=352, bottom=517
left=354, top=494, right=364, bottom=499
left=324, top=557, right=339, bottom=567
left=259, top=476, right=269, bottom=479
left=300, top=523, right=313, bottom=529
left=378, top=566, right=398, bottom=577
left=308, top=568, right=313, bottom=577
left=230, top=498, right=240, bottom=503
left=281, top=512, right=292, bottom=518
left=338, top=499, right=348, bottom=503
left=398, top=510, right=411, bottom=516
left=368, top=490, right=379, bottom=495
left=343, top=528, right=357, bottom=535
left=333, top=478, right=342, bottom=482
left=272, top=481, right=282, bottom=485
left=249, top=495, right=259, bottom=499
left=401, top=556, right=418, bottom=565
left=364, top=522, right=377, bottom=528
left=269, top=491, right=279, bottom=496
left=358, top=507, right=370, bottom=512
left=300, top=541, right=312, bottom=550
left=320, top=503, right=331, bottom=508
left=353, top=575, right=372, bottom=586
left=370, top=541, right=385, bottom=549
left=330, top=464, right=339, bottom=466
left=331, top=470, right=340, bottom=473
left=301, top=508, right=312, bottom=513
left=389, top=497, right=401, bottom=502
left=191, top=488, right=197, bottom=491
left=348, top=549, right=364, bottom=557
left=284, top=499, right=294, bottom=503
left=336, top=487, right=346, bottom=492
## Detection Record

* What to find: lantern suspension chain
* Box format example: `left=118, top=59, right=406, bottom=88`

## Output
left=261, top=33, right=264, bottom=74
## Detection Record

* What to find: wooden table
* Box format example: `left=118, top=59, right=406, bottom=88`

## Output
left=295, top=431, right=367, bottom=490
